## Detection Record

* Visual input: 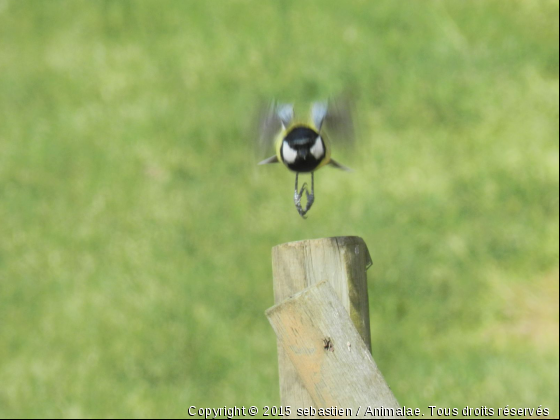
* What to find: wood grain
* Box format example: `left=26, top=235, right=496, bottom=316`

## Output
left=266, top=280, right=402, bottom=419
left=270, top=236, right=374, bottom=416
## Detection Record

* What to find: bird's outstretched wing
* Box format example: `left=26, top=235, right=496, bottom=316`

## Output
left=312, top=97, right=355, bottom=148
left=254, top=101, right=293, bottom=162
left=329, top=158, right=353, bottom=172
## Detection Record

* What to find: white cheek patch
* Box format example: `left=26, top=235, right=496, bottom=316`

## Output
left=282, top=142, right=297, bottom=164
left=310, top=136, right=324, bottom=160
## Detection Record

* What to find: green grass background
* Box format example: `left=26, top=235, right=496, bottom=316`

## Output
left=0, top=1, right=558, bottom=418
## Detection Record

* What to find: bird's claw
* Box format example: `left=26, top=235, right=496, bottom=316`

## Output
left=294, top=175, right=315, bottom=218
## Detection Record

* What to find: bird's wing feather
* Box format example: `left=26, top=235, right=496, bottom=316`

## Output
left=311, top=101, right=328, bottom=131
left=318, top=97, right=355, bottom=147
left=276, top=103, right=294, bottom=127
left=329, top=158, right=353, bottom=172
left=258, top=155, right=279, bottom=165
left=255, top=101, right=293, bottom=159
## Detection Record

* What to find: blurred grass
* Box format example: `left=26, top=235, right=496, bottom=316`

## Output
left=0, top=0, right=558, bottom=418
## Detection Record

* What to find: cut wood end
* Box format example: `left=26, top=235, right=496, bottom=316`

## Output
left=273, top=236, right=365, bottom=251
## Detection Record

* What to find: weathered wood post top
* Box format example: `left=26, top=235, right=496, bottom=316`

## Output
left=266, top=236, right=402, bottom=418
left=272, top=236, right=372, bottom=351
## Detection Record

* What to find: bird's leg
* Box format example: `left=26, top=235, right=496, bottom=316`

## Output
left=294, top=172, right=305, bottom=217
left=305, top=172, right=315, bottom=213
left=294, top=172, right=315, bottom=218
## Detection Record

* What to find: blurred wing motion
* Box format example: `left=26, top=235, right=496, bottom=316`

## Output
left=316, top=96, right=355, bottom=149
left=256, top=98, right=355, bottom=168
left=255, top=101, right=293, bottom=165
left=311, top=98, right=355, bottom=171
left=255, top=97, right=355, bottom=218
left=328, top=157, right=353, bottom=172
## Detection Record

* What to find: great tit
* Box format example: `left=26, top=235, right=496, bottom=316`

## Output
left=257, top=100, right=353, bottom=218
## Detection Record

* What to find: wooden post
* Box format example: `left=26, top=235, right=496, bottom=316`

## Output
left=266, top=280, right=402, bottom=418
left=270, top=236, right=382, bottom=416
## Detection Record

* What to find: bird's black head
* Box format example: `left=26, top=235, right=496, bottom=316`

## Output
left=280, top=126, right=325, bottom=172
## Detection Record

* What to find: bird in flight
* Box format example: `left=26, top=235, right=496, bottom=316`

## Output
left=257, top=100, right=354, bottom=218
